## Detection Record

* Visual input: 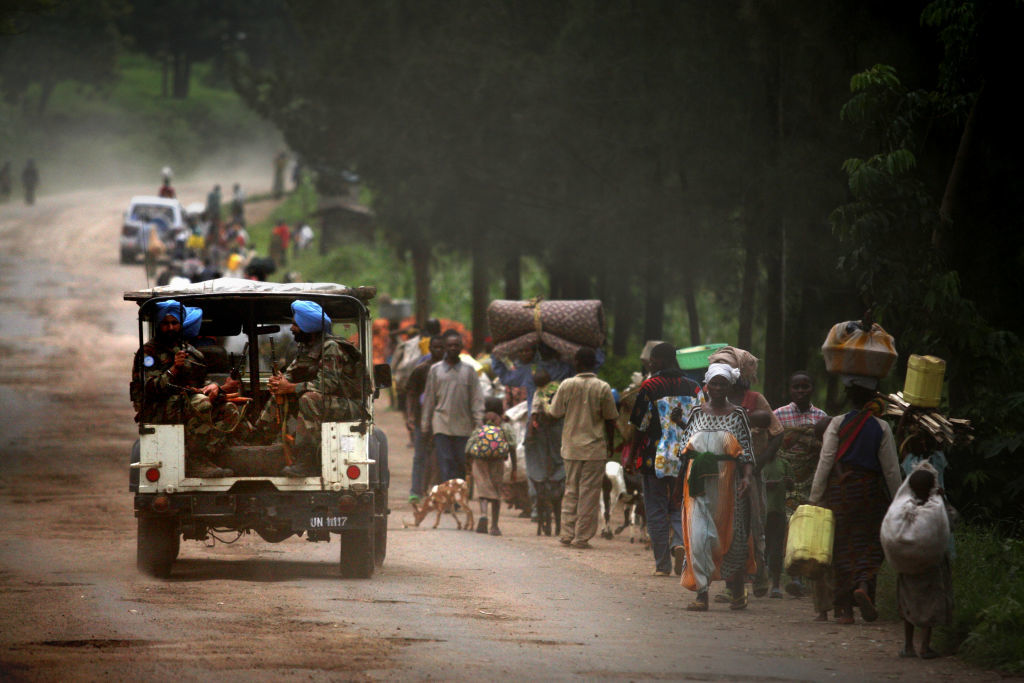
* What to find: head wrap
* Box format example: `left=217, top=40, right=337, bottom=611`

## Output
left=291, top=300, right=331, bottom=333
left=708, top=346, right=759, bottom=384
left=705, top=362, right=741, bottom=385
left=640, top=340, right=666, bottom=362
left=182, top=306, right=203, bottom=339
left=155, top=300, right=184, bottom=323
left=841, top=374, right=879, bottom=390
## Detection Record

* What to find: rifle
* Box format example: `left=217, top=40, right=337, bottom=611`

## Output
left=270, top=337, right=294, bottom=466
left=229, top=342, right=248, bottom=382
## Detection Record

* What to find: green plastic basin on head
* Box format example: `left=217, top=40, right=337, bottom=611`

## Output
left=676, top=343, right=728, bottom=371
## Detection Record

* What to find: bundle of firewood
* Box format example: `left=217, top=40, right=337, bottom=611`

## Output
left=882, top=392, right=973, bottom=447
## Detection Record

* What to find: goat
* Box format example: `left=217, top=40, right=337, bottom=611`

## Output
left=403, top=478, right=474, bottom=530
left=600, top=460, right=647, bottom=544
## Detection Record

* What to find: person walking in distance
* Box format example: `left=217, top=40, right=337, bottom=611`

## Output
left=549, top=347, right=618, bottom=549
left=421, top=331, right=484, bottom=482
left=22, top=159, right=39, bottom=205
left=406, top=334, right=445, bottom=502
left=629, top=342, right=702, bottom=576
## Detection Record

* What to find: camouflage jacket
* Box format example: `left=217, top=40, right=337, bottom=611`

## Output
left=286, top=335, right=368, bottom=408
left=131, top=338, right=207, bottom=423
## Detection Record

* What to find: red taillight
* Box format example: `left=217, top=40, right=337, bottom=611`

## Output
left=338, top=495, right=357, bottom=512
left=145, top=468, right=160, bottom=482
left=152, top=495, right=170, bottom=511
left=346, top=465, right=361, bottom=480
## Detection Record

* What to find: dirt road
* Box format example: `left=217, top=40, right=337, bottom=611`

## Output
left=0, top=184, right=1003, bottom=681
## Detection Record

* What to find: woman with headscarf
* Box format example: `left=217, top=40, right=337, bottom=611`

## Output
left=809, top=376, right=901, bottom=624
left=671, top=363, right=757, bottom=611
left=707, top=346, right=783, bottom=599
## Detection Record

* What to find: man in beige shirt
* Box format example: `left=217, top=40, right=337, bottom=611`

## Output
left=421, top=331, right=484, bottom=482
left=549, top=347, right=618, bottom=548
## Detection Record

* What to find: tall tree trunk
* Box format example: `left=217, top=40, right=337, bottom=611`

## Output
left=643, top=249, right=664, bottom=343
left=611, top=276, right=632, bottom=357
left=759, top=30, right=787, bottom=407
left=172, top=51, right=190, bottom=99
left=762, top=228, right=785, bottom=404
left=161, top=54, right=169, bottom=97
left=35, top=79, right=55, bottom=117
left=503, top=249, right=521, bottom=300
left=682, top=270, right=700, bottom=346
left=411, top=240, right=430, bottom=328
left=737, top=222, right=759, bottom=352
left=935, top=85, right=982, bottom=253
left=471, top=239, right=488, bottom=355
left=548, top=259, right=563, bottom=299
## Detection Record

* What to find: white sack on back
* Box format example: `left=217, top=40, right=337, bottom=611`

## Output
left=881, top=460, right=950, bottom=575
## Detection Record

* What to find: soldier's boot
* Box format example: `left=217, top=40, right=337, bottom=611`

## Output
left=281, top=432, right=319, bottom=478
left=184, top=433, right=234, bottom=478
left=187, top=456, right=233, bottom=478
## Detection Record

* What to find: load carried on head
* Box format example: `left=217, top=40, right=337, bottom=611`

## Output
left=486, top=298, right=605, bottom=362
left=821, top=315, right=898, bottom=382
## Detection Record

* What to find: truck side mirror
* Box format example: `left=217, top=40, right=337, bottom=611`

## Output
left=373, top=363, right=392, bottom=389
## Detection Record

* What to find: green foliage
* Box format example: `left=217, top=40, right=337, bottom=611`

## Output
left=874, top=525, right=1024, bottom=672
left=598, top=351, right=643, bottom=394
left=0, top=0, right=124, bottom=115
left=941, top=527, right=1024, bottom=672
left=832, top=57, right=1024, bottom=526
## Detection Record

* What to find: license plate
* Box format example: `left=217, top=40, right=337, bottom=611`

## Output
left=309, top=516, right=348, bottom=529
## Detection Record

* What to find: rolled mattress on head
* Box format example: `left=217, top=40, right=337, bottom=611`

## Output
left=487, top=299, right=605, bottom=346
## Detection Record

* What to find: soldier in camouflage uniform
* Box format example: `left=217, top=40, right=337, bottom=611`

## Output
left=257, top=300, right=367, bottom=477
left=131, top=301, right=240, bottom=478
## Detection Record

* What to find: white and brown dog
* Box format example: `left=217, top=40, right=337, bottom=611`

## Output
left=404, top=478, right=474, bottom=530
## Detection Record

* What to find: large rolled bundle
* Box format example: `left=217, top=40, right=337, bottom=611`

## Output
left=491, top=331, right=589, bottom=363
left=881, top=461, right=950, bottom=574
left=822, top=321, right=897, bottom=378
left=488, top=299, right=605, bottom=347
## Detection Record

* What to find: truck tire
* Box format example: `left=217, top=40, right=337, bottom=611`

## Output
left=339, top=528, right=374, bottom=579
left=137, top=516, right=179, bottom=578
left=374, top=517, right=387, bottom=568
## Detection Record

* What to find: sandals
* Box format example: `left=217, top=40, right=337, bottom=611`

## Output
left=729, top=589, right=749, bottom=610
left=854, top=588, right=878, bottom=622
left=687, top=594, right=709, bottom=612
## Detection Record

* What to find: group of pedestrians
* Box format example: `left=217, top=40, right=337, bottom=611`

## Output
left=0, top=159, right=39, bottom=205
left=400, top=329, right=951, bottom=656
left=620, top=339, right=953, bottom=659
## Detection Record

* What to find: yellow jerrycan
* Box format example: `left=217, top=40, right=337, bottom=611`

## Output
left=785, top=504, right=835, bottom=578
left=903, top=354, right=946, bottom=408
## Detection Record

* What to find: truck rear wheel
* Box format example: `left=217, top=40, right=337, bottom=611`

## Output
left=339, top=528, right=374, bottom=579
left=374, top=517, right=387, bottom=567
left=137, top=516, right=179, bottom=578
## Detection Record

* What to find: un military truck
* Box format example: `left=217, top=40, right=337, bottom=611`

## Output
left=126, top=279, right=391, bottom=579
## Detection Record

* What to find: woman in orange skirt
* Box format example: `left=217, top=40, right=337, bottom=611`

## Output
left=672, top=363, right=757, bottom=611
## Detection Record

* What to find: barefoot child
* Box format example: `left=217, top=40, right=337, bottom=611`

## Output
left=897, top=467, right=953, bottom=659
left=466, top=398, right=518, bottom=536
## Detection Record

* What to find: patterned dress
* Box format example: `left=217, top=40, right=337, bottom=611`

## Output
left=680, top=406, right=756, bottom=594
left=774, top=403, right=828, bottom=513
left=647, top=395, right=698, bottom=478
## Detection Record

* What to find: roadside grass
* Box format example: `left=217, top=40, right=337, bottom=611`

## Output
left=1, top=53, right=279, bottom=193
left=943, top=526, right=1024, bottom=672
left=874, top=524, right=1024, bottom=673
